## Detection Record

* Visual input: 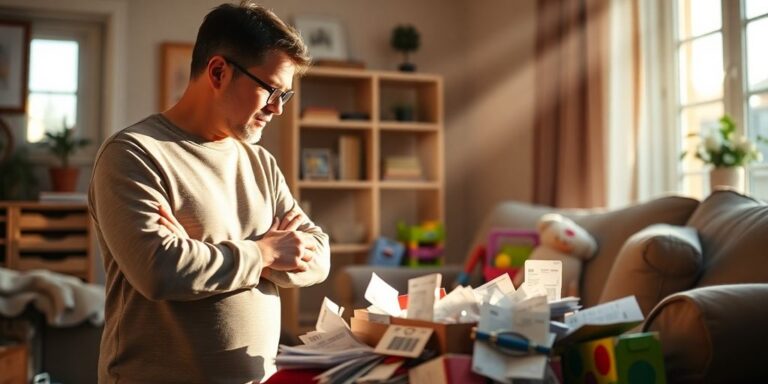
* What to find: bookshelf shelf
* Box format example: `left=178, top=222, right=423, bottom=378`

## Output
left=300, top=120, right=373, bottom=130
left=279, top=67, right=444, bottom=333
left=330, top=243, right=370, bottom=254
left=298, top=180, right=373, bottom=189
left=378, top=121, right=440, bottom=132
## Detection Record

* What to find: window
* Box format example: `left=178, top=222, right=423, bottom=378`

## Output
left=671, top=0, right=768, bottom=199
left=27, top=39, right=79, bottom=142
left=0, top=10, right=105, bottom=162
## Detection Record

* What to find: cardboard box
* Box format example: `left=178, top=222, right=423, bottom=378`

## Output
left=409, top=354, right=485, bottom=384
left=562, top=332, right=666, bottom=384
left=350, top=312, right=475, bottom=354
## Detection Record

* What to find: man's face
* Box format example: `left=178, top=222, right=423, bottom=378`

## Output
left=222, top=50, right=296, bottom=143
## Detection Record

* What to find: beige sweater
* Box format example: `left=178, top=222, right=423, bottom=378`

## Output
left=89, top=114, right=330, bottom=383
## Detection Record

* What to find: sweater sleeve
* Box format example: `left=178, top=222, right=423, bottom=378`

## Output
left=89, top=140, right=265, bottom=301
left=261, top=153, right=331, bottom=288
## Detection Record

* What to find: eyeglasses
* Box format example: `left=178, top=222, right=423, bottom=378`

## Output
left=223, top=57, right=294, bottom=106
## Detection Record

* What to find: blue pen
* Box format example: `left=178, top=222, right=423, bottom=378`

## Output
left=471, top=327, right=551, bottom=355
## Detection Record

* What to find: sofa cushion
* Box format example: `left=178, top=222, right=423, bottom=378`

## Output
left=686, top=190, right=768, bottom=286
left=574, top=196, right=699, bottom=307
left=469, top=196, right=699, bottom=307
left=599, top=224, right=702, bottom=315
left=643, top=284, right=768, bottom=383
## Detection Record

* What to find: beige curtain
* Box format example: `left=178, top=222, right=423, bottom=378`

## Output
left=533, top=0, right=610, bottom=208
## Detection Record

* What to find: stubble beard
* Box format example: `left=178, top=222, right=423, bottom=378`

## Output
left=232, top=121, right=263, bottom=143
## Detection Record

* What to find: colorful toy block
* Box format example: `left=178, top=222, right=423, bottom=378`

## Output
left=562, top=332, right=666, bottom=384
left=485, top=229, right=538, bottom=281
left=397, top=221, right=445, bottom=266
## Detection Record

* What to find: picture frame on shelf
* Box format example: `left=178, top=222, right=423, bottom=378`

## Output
left=159, top=42, right=193, bottom=111
left=302, top=148, right=334, bottom=180
left=0, top=20, right=30, bottom=113
left=292, top=15, right=348, bottom=61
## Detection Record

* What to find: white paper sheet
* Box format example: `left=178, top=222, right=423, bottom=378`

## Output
left=364, top=272, right=402, bottom=317
left=473, top=273, right=516, bottom=305
left=406, top=273, right=442, bottom=321
left=316, top=297, right=349, bottom=332
left=523, top=260, right=562, bottom=301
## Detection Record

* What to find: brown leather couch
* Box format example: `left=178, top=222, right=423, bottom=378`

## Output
left=336, top=190, right=768, bottom=383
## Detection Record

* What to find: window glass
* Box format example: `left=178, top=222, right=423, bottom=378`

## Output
left=745, top=18, right=768, bottom=91
left=748, top=93, right=768, bottom=159
left=680, top=172, right=706, bottom=199
left=27, top=93, right=77, bottom=143
left=29, top=39, right=78, bottom=93
left=678, top=34, right=723, bottom=104
left=745, top=0, right=768, bottom=19
left=677, top=0, right=721, bottom=39
left=680, top=102, right=724, bottom=172
left=26, top=38, right=79, bottom=143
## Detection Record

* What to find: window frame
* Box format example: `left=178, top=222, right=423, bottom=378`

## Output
left=24, top=18, right=103, bottom=165
left=666, top=0, right=768, bottom=199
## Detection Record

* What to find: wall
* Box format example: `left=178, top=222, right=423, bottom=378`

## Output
left=0, top=0, right=537, bottom=270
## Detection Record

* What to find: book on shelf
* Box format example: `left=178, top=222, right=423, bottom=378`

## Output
left=383, top=156, right=422, bottom=181
left=39, top=191, right=87, bottom=203
left=302, top=106, right=341, bottom=122
left=338, top=135, right=362, bottom=180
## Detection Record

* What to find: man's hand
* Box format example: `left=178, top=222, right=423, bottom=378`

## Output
left=158, top=204, right=189, bottom=238
left=259, top=209, right=316, bottom=272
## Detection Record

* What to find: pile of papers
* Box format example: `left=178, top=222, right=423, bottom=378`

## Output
left=276, top=298, right=383, bottom=383
left=276, top=259, right=645, bottom=384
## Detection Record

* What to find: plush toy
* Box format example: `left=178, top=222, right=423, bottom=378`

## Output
left=513, top=213, right=597, bottom=297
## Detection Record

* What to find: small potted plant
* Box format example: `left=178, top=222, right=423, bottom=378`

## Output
left=39, top=121, right=90, bottom=192
left=391, top=24, right=420, bottom=72
left=683, top=115, right=764, bottom=192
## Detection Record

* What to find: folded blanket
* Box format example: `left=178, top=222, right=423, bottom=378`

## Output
left=0, top=268, right=104, bottom=327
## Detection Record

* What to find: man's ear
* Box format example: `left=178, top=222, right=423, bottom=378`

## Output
left=207, top=57, right=228, bottom=89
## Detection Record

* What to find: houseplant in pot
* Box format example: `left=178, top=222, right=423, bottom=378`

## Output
left=39, top=122, right=90, bottom=192
left=684, top=115, right=763, bottom=193
left=391, top=24, right=420, bottom=72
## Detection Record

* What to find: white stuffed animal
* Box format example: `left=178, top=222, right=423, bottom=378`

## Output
left=513, top=213, right=597, bottom=297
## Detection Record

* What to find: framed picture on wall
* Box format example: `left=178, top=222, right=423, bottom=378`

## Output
left=159, top=42, right=193, bottom=111
left=0, top=20, right=30, bottom=113
left=302, top=148, right=334, bottom=180
left=292, top=15, right=348, bottom=61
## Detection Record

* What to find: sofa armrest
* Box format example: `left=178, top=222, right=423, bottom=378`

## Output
left=333, top=265, right=464, bottom=314
left=642, top=284, right=768, bottom=383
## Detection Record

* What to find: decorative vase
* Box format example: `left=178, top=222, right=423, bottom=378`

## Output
left=50, top=167, right=80, bottom=192
left=709, top=166, right=745, bottom=193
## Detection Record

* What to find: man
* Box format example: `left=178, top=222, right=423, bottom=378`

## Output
left=89, top=2, right=329, bottom=383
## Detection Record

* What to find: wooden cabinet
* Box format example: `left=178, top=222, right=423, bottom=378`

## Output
left=0, top=344, right=27, bottom=384
left=1, top=202, right=94, bottom=282
left=279, top=68, right=444, bottom=333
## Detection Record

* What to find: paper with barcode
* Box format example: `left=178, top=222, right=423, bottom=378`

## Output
left=473, top=273, right=515, bottom=305
left=406, top=273, right=442, bottom=321
left=523, top=260, right=562, bottom=301
left=374, top=325, right=433, bottom=358
left=315, top=297, right=348, bottom=332
left=364, top=273, right=402, bottom=317
left=565, top=296, right=643, bottom=328
left=298, top=327, right=369, bottom=352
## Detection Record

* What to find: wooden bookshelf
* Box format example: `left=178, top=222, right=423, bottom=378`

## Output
left=278, top=68, right=444, bottom=334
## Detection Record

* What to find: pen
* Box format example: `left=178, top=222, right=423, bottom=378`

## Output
left=471, top=327, right=551, bottom=355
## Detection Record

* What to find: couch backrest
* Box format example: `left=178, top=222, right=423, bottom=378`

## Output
left=575, top=196, right=700, bottom=307
left=470, top=196, right=700, bottom=307
left=686, top=190, right=768, bottom=287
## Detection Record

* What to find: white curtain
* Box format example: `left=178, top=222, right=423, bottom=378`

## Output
left=606, top=0, right=674, bottom=208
